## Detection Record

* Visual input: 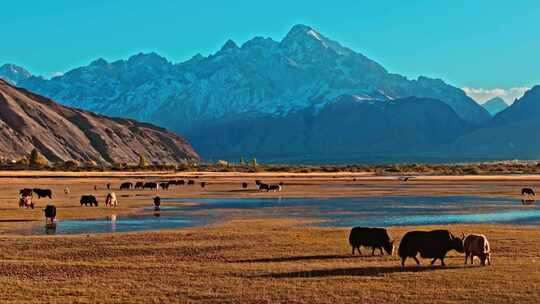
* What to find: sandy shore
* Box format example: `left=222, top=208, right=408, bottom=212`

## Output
left=0, top=172, right=538, bottom=303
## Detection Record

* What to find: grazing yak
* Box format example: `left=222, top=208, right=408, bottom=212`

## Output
left=80, top=195, right=98, bottom=207
left=120, top=182, right=133, bottom=190
left=399, top=230, right=464, bottom=266
left=159, top=182, right=170, bottom=190
left=464, top=234, right=491, bottom=266
left=349, top=227, right=394, bottom=256
left=187, top=180, right=195, bottom=186
left=143, top=182, right=158, bottom=190
left=267, top=184, right=281, bottom=192
left=134, top=182, right=144, bottom=189
left=153, top=196, right=161, bottom=211
left=258, top=183, right=269, bottom=191
left=105, top=192, right=118, bottom=207
left=33, top=188, right=52, bottom=199
left=178, top=180, right=185, bottom=185
left=522, top=188, right=535, bottom=196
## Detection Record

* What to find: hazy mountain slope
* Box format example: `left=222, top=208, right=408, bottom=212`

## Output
left=0, top=79, right=199, bottom=164
left=188, top=96, right=471, bottom=160
left=481, top=97, right=508, bottom=116
left=450, top=86, right=540, bottom=159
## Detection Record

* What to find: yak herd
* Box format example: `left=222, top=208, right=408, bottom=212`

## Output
left=18, top=178, right=279, bottom=210
left=17, top=181, right=535, bottom=268
left=349, top=226, right=492, bottom=266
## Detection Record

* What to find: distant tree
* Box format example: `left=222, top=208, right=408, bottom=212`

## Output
left=138, top=154, right=149, bottom=168
left=29, top=149, right=47, bottom=167
left=216, top=160, right=229, bottom=167
left=239, top=156, right=245, bottom=165
left=251, top=158, right=258, bottom=168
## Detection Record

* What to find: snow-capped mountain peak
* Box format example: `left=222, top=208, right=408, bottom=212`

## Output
left=3, top=24, right=490, bottom=137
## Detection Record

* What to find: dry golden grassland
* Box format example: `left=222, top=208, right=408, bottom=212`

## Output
left=0, top=171, right=538, bottom=303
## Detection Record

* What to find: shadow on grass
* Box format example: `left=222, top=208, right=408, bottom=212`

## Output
left=232, top=254, right=387, bottom=263
left=256, top=265, right=466, bottom=279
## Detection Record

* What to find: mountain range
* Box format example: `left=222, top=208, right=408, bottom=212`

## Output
left=2, top=24, right=537, bottom=162
left=0, top=79, right=199, bottom=164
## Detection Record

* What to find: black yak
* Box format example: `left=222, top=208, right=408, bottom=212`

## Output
left=80, top=195, right=98, bottom=207
left=522, top=188, right=535, bottom=196
left=120, top=182, right=133, bottom=190
left=159, top=182, right=170, bottom=190
left=349, top=227, right=394, bottom=256
left=33, top=188, right=52, bottom=199
left=143, top=182, right=158, bottom=190
left=134, top=182, right=144, bottom=189
left=267, top=184, right=281, bottom=192
left=399, top=230, right=464, bottom=266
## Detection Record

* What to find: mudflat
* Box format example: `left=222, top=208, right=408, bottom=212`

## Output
left=0, top=171, right=539, bottom=303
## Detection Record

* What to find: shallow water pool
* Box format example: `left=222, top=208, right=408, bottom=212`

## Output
left=19, top=195, right=540, bottom=235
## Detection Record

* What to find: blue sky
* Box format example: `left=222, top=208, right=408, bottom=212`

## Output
left=2, top=0, right=539, bottom=102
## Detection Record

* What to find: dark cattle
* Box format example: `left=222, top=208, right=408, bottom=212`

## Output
left=168, top=180, right=177, bottom=186
left=267, top=184, right=281, bottom=192
left=159, top=182, right=170, bottom=190
left=399, top=230, right=464, bottom=266
left=242, top=182, right=248, bottom=189
left=80, top=195, right=98, bottom=207
left=44, top=205, right=56, bottom=218
left=33, top=188, right=52, bottom=199
left=187, top=180, right=195, bottom=186
left=106, top=183, right=111, bottom=190
left=143, top=182, right=158, bottom=190
left=178, top=180, right=185, bottom=185
left=522, top=188, right=535, bottom=196
left=255, top=180, right=262, bottom=186
left=153, top=196, right=161, bottom=211
left=258, top=183, right=269, bottom=191
left=20, top=188, right=33, bottom=197
left=44, top=204, right=57, bottom=226
left=349, top=227, right=394, bottom=256
left=200, top=182, right=206, bottom=188
left=134, top=182, right=144, bottom=189
left=120, top=182, right=133, bottom=190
